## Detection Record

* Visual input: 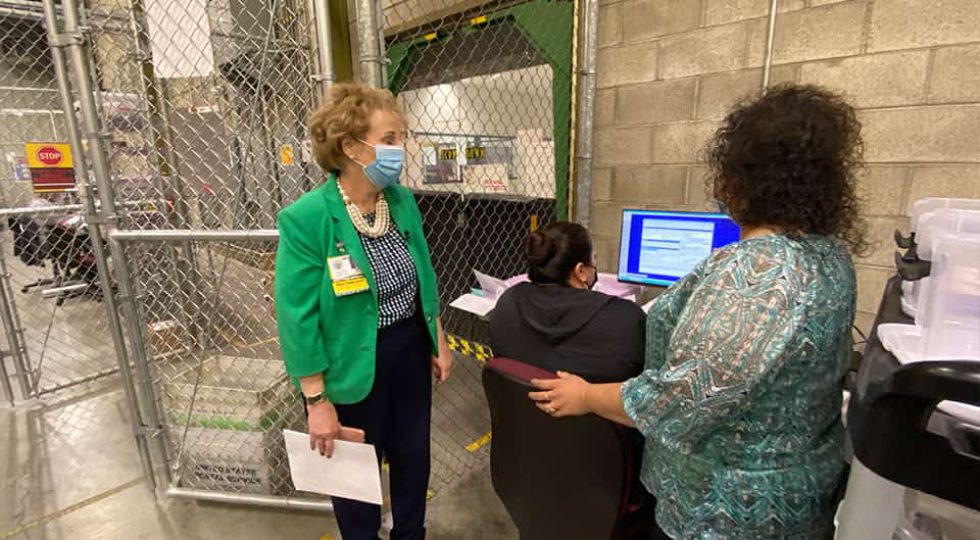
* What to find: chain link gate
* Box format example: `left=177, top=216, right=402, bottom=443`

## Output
left=2, top=0, right=575, bottom=517
left=75, top=0, right=338, bottom=507
left=0, top=3, right=128, bottom=403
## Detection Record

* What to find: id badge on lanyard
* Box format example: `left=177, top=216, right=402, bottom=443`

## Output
left=327, top=252, right=370, bottom=297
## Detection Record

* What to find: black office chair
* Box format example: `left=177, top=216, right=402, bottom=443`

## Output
left=482, top=358, right=656, bottom=540
left=8, top=214, right=58, bottom=293
left=38, top=216, right=105, bottom=305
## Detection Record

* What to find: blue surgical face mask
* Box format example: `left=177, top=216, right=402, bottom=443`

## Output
left=355, top=140, right=404, bottom=189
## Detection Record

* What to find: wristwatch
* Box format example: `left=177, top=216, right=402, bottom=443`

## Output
left=303, top=391, right=326, bottom=407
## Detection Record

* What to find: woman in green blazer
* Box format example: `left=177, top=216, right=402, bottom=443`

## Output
left=275, top=83, right=452, bottom=540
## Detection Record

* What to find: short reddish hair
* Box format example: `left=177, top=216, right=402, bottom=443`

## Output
left=307, top=83, right=404, bottom=172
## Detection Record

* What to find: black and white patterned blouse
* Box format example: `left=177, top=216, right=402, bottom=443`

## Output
left=359, top=214, right=419, bottom=328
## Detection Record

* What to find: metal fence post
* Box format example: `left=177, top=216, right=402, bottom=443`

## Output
left=573, top=0, right=599, bottom=228
left=41, top=0, right=163, bottom=490
left=0, top=241, right=28, bottom=401
left=762, top=0, right=779, bottom=90
left=308, top=0, right=336, bottom=98
left=126, top=0, right=202, bottom=365
left=354, top=0, right=383, bottom=87
left=127, top=0, right=191, bottom=230
left=374, top=0, right=388, bottom=85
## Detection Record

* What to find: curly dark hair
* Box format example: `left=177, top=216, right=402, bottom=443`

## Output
left=705, top=84, right=869, bottom=255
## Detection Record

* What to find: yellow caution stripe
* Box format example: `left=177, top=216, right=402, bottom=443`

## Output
left=446, top=333, right=493, bottom=363
left=466, top=431, right=492, bottom=452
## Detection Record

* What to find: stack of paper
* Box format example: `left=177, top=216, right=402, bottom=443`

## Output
left=449, top=294, right=497, bottom=318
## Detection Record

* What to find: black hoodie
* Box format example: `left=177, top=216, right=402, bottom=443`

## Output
left=489, top=282, right=646, bottom=383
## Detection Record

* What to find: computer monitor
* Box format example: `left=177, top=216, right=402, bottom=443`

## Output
left=617, top=209, right=740, bottom=287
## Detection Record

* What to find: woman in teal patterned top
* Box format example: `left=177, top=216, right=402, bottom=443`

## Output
left=530, top=85, right=868, bottom=539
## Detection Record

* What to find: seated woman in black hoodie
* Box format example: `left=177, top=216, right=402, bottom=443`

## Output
left=490, top=222, right=645, bottom=383
left=490, top=223, right=661, bottom=540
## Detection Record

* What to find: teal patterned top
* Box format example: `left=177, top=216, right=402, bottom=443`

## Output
left=622, top=235, right=856, bottom=540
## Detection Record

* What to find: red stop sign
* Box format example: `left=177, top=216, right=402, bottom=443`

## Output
left=35, top=146, right=63, bottom=166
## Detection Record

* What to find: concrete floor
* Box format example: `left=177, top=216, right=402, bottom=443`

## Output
left=0, top=382, right=518, bottom=540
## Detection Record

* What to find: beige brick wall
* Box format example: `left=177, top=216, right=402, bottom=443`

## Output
left=592, top=0, right=980, bottom=323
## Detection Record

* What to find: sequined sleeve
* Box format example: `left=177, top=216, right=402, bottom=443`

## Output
left=623, top=248, right=807, bottom=444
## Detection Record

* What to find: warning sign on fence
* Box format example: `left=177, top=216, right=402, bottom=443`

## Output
left=280, top=144, right=295, bottom=166
left=24, top=142, right=76, bottom=193
left=25, top=142, right=72, bottom=169
left=7, top=154, right=31, bottom=182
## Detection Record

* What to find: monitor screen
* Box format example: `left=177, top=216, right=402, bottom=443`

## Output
left=617, top=209, right=740, bottom=287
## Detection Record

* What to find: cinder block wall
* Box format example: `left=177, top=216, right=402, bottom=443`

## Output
left=592, top=0, right=980, bottom=324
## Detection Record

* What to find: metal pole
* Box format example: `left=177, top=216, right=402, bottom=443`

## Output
left=259, top=88, right=284, bottom=228
left=0, top=351, right=13, bottom=405
left=32, top=366, right=120, bottom=396
left=111, top=229, right=279, bottom=243
left=126, top=0, right=201, bottom=319
left=0, top=200, right=150, bottom=219
left=308, top=0, right=335, bottom=98
left=127, top=0, right=190, bottom=230
left=165, top=486, right=333, bottom=511
left=126, top=0, right=201, bottom=334
left=354, top=0, right=383, bottom=87
left=761, top=0, right=779, bottom=90
left=52, top=0, right=170, bottom=488
left=374, top=0, right=387, bottom=85
left=0, top=238, right=33, bottom=396
left=0, top=5, right=43, bottom=19
left=573, top=0, right=598, bottom=228
left=0, top=241, right=28, bottom=400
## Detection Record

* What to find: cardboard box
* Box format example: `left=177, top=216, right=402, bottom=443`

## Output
left=147, top=320, right=185, bottom=357
left=164, top=356, right=297, bottom=494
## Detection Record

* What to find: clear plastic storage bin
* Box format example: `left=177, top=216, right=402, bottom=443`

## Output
left=916, top=209, right=980, bottom=261
left=909, top=198, right=980, bottom=234
left=920, top=235, right=980, bottom=362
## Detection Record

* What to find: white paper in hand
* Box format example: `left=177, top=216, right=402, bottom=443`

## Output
left=283, top=429, right=383, bottom=505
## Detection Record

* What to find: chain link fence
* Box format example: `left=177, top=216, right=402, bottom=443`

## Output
left=0, top=6, right=67, bottom=209
left=0, top=0, right=575, bottom=513
left=385, top=0, right=573, bottom=343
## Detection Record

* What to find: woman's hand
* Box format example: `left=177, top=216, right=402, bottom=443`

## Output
left=307, top=399, right=341, bottom=457
left=431, top=346, right=453, bottom=383
left=432, top=317, right=453, bottom=384
left=529, top=371, right=591, bottom=418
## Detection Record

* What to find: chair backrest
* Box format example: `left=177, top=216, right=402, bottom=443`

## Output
left=482, top=358, right=631, bottom=540
left=9, top=215, right=46, bottom=266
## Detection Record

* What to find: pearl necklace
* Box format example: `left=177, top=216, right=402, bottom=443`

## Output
left=337, top=181, right=390, bottom=238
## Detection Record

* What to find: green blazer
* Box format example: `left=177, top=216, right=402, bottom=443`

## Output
left=274, top=174, right=440, bottom=404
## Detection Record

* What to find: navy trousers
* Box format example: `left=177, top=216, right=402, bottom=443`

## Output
left=333, top=313, right=432, bottom=540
